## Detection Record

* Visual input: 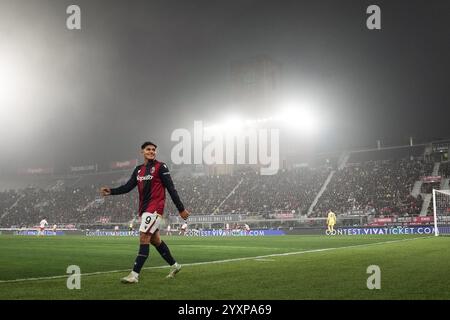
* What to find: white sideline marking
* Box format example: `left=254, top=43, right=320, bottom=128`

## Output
left=254, top=258, right=275, bottom=262
left=177, top=245, right=287, bottom=250
left=0, top=236, right=431, bottom=284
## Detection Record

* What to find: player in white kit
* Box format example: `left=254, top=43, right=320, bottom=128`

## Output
left=179, top=222, right=188, bottom=236
left=38, top=218, right=48, bottom=236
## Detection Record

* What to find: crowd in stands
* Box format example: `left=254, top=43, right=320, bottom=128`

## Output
left=0, top=157, right=439, bottom=227
left=440, top=161, right=450, bottom=178
left=0, top=167, right=329, bottom=227
left=223, top=168, right=328, bottom=215
left=0, top=190, right=21, bottom=217
left=166, top=174, right=239, bottom=215
left=165, top=168, right=330, bottom=216
left=311, top=159, right=430, bottom=218
left=421, top=182, right=441, bottom=194
left=348, top=146, right=426, bottom=163
left=0, top=173, right=137, bottom=228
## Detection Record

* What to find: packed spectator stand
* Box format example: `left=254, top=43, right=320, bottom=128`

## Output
left=311, top=159, right=428, bottom=218
left=1, top=144, right=448, bottom=228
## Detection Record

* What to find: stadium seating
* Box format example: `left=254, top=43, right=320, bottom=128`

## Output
left=0, top=158, right=438, bottom=227
left=311, top=159, right=429, bottom=218
left=439, top=162, right=450, bottom=178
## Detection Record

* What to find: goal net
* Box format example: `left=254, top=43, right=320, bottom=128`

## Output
left=433, top=189, right=450, bottom=236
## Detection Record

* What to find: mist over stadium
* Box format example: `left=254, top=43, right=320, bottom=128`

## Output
left=0, top=0, right=449, bottom=302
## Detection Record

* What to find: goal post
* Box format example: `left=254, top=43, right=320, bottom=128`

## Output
left=433, top=189, right=450, bottom=236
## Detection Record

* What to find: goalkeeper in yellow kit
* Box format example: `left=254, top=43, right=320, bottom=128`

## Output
left=326, top=210, right=337, bottom=233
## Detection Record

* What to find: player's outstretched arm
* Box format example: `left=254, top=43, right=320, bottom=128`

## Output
left=107, top=167, right=139, bottom=196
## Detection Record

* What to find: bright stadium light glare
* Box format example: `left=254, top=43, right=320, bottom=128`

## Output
left=204, top=115, right=243, bottom=134
left=0, top=59, right=22, bottom=103
left=0, top=54, right=29, bottom=132
left=298, top=109, right=318, bottom=134
left=224, top=116, right=244, bottom=131
left=203, top=105, right=320, bottom=136
left=275, top=107, right=318, bottom=134
left=244, top=119, right=258, bottom=129
left=204, top=124, right=224, bottom=133
left=275, top=94, right=321, bottom=134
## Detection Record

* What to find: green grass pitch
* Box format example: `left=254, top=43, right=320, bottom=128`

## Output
left=0, top=234, right=449, bottom=300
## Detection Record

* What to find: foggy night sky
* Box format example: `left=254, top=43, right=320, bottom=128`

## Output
left=0, top=0, right=448, bottom=172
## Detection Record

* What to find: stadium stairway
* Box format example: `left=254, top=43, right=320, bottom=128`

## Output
left=213, top=178, right=244, bottom=214
left=432, top=162, right=440, bottom=176
left=411, top=180, right=423, bottom=198
left=307, top=170, right=335, bottom=216
left=0, top=194, right=25, bottom=223
left=441, top=178, right=449, bottom=191
left=420, top=194, right=432, bottom=216
left=338, top=152, right=350, bottom=170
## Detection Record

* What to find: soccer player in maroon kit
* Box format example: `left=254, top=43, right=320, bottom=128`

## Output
left=100, top=141, right=190, bottom=283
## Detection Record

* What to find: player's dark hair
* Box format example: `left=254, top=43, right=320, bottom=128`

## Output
left=141, top=141, right=157, bottom=149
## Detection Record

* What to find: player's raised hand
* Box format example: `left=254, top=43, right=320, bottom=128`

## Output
left=179, top=209, right=190, bottom=220
left=100, top=187, right=111, bottom=196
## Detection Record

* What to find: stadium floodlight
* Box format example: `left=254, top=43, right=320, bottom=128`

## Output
left=224, top=116, right=244, bottom=131
left=432, top=189, right=450, bottom=236
left=0, top=56, right=30, bottom=136
left=275, top=107, right=318, bottom=134
left=0, top=59, right=20, bottom=103
left=203, top=107, right=320, bottom=136
left=298, top=109, right=318, bottom=134
left=204, top=116, right=244, bottom=135
left=204, top=124, right=223, bottom=133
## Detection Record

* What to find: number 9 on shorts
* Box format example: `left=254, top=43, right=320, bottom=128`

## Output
left=139, top=212, right=160, bottom=234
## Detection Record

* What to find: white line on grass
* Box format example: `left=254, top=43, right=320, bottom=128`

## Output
left=254, top=259, right=276, bottom=262
left=0, top=236, right=432, bottom=284
left=176, top=245, right=289, bottom=250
